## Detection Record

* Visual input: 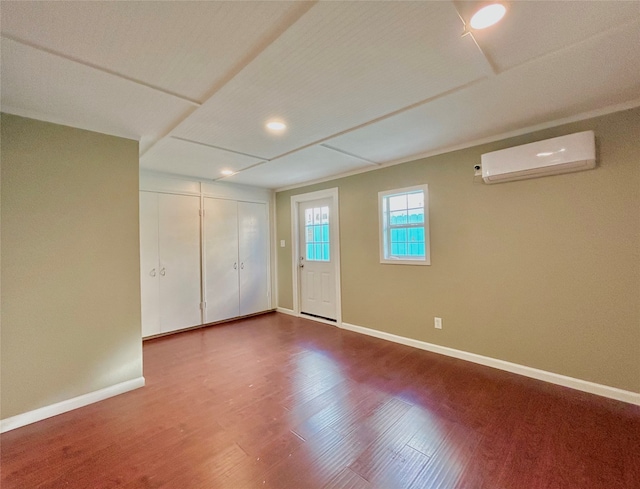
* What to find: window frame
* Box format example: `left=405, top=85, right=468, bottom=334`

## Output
left=378, top=184, right=431, bottom=266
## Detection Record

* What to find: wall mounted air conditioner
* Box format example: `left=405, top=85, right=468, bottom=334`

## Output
left=481, top=130, right=596, bottom=184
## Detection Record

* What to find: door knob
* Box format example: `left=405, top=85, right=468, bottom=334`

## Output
left=233, top=262, right=237, bottom=270
left=150, top=268, right=156, bottom=277
left=241, top=263, right=244, bottom=270
left=299, top=263, right=304, bottom=268
left=160, top=268, right=166, bottom=276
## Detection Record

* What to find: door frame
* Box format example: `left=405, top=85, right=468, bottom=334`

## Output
left=291, top=188, right=342, bottom=326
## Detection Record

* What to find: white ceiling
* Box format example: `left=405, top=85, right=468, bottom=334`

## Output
left=2, top=1, right=639, bottom=190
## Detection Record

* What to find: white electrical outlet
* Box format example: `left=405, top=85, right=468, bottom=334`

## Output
left=280, top=240, right=285, bottom=247
left=434, top=317, right=442, bottom=329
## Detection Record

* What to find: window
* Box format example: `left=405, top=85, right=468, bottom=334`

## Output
left=305, top=206, right=330, bottom=261
left=379, top=185, right=430, bottom=265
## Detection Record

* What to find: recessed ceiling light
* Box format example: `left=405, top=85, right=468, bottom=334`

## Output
left=470, top=3, right=506, bottom=30
left=266, top=120, right=286, bottom=132
left=221, top=170, right=234, bottom=176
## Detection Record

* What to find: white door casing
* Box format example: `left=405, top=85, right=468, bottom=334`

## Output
left=291, top=188, right=341, bottom=324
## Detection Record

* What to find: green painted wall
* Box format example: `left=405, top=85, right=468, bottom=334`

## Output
left=277, top=108, right=640, bottom=393
left=1, top=114, right=143, bottom=419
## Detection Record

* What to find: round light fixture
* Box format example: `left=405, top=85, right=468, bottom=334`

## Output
left=266, top=120, right=286, bottom=132
left=470, top=3, right=506, bottom=30
left=221, top=169, right=234, bottom=176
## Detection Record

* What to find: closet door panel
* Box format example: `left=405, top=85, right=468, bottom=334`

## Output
left=204, top=198, right=240, bottom=323
left=139, top=192, right=160, bottom=337
left=158, top=193, right=202, bottom=332
left=238, top=201, right=269, bottom=316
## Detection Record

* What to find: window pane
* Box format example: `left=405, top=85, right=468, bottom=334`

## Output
left=323, top=243, right=330, bottom=261
left=390, top=210, right=407, bottom=225
left=397, top=243, right=407, bottom=255
left=408, top=209, right=424, bottom=224
left=305, top=208, right=330, bottom=261
left=408, top=228, right=425, bottom=242
left=391, top=242, right=399, bottom=255
left=388, top=194, right=407, bottom=211
left=397, top=228, right=407, bottom=242
left=321, top=206, right=329, bottom=224
left=407, top=191, right=424, bottom=209
left=409, top=244, right=422, bottom=256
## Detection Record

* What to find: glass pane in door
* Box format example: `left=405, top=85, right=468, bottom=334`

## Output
left=305, top=206, right=330, bottom=262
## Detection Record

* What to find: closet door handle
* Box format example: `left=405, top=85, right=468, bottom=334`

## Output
left=150, top=268, right=156, bottom=277
left=233, top=262, right=237, bottom=270
left=160, top=268, right=166, bottom=276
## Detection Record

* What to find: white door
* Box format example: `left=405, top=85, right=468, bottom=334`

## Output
left=157, top=193, right=202, bottom=333
left=238, top=201, right=269, bottom=316
left=139, top=192, right=161, bottom=337
left=298, top=198, right=336, bottom=321
left=203, top=198, right=240, bottom=323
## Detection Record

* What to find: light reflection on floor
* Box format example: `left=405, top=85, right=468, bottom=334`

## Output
left=286, top=346, right=465, bottom=488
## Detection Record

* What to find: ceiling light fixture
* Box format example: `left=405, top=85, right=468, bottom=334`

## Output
left=266, top=120, right=286, bottom=132
left=221, top=169, right=234, bottom=176
left=470, top=3, right=506, bottom=30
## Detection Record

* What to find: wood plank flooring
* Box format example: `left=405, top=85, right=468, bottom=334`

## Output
left=2, top=312, right=639, bottom=488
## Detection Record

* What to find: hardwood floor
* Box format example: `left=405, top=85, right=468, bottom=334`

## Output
left=2, top=312, right=639, bottom=488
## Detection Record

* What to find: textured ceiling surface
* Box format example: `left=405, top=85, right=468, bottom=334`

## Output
left=2, top=1, right=639, bottom=190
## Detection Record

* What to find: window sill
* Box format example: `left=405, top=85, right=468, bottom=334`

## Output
left=380, top=258, right=430, bottom=266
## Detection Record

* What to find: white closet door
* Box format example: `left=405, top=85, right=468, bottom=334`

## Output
left=158, top=193, right=202, bottom=333
left=238, top=201, right=269, bottom=316
left=203, top=198, right=240, bottom=323
left=139, top=192, right=161, bottom=337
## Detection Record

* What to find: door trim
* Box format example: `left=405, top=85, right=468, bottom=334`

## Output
left=291, top=188, right=342, bottom=326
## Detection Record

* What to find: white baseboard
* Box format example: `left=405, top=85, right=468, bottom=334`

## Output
left=276, top=308, right=340, bottom=327
left=340, top=322, right=640, bottom=406
left=276, top=307, right=296, bottom=316
left=0, top=376, right=146, bottom=433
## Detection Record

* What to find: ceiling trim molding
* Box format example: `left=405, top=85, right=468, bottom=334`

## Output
left=138, top=1, right=318, bottom=158
left=488, top=16, right=640, bottom=77
left=319, top=144, right=379, bottom=166
left=267, top=77, right=486, bottom=163
left=450, top=2, right=499, bottom=75
left=169, top=136, right=268, bottom=161
left=0, top=35, right=203, bottom=107
left=275, top=97, right=640, bottom=193
left=214, top=161, right=272, bottom=182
